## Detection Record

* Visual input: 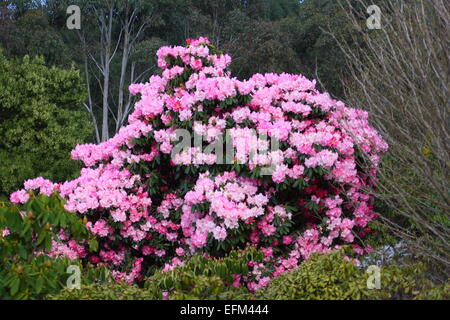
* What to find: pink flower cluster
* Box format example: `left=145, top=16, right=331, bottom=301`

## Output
left=48, top=239, right=87, bottom=260
left=181, top=171, right=281, bottom=250
left=10, top=177, right=56, bottom=204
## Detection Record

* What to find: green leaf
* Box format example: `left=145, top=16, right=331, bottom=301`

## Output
left=10, top=277, right=20, bottom=296
left=18, top=245, right=27, bottom=259
left=36, top=276, right=44, bottom=294
left=89, top=239, right=99, bottom=252
left=35, top=231, right=47, bottom=247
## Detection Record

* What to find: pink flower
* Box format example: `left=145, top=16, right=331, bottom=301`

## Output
left=212, top=226, right=227, bottom=241
left=1, top=228, right=10, bottom=237
left=141, top=246, right=154, bottom=256
left=232, top=274, right=241, bottom=288
left=261, top=247, right=273, bottom=258
left=190, top=231, right=208, bottom=249
left=175, top=247, right=185, bottom=256
left=282, top=235, right=293, bottom=245
left=10, top=190, right=30, bottom=204
left=87, top=219, right=110, bottom=237
left=155, top=249, right=166, bottom=257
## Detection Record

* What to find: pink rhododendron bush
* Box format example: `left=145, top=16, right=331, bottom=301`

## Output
left=10, top=37, right=388, bottom=290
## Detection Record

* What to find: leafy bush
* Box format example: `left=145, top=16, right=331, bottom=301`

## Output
left=256, top=250, right=371, bottom=299
left=48, top=249, right=261, bottom=300
left=46, top=282, right=153, bottom=300
left=0, top=192, right=109, bottom=299
left=0, top=257, right=111, bottom=300
left=1, top=192, right=89, bottom=253
left=144, top=249, right=261, bottom=300
left=256, top=249, right=449, bottom=300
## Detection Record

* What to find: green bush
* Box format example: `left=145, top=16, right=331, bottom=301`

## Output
left=256, top=250, right=449, bottom=300
left=46, top=282, right=154, bottom=300
left=44, top=248, right=450, bottom=300
left=0, top=193, right=108, bottom=299
left=414, top=282, right=450, bottom=300
left=144, top=249, right=263, bottom=300
left=0, top=257, right=111, bottom=300
left=0, top=193, right=89, bottom=253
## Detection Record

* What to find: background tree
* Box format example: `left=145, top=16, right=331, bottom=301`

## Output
left=1, top=0, right=358, bottom=141
left=0, top=52, right=92, bottom=197
left=333, top=0, right=450, bottom=277
left=0, top=1, right=74, bottom=66
left=44, top=0, right=166, bottom=142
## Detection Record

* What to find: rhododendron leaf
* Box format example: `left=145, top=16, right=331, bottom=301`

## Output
left=35, top=276, right=44, bottom=294
left=18, top=245, right=27, bottom=260
left=20, top=221, right=31, bottom=238
left=59, top=213, right=67, bottom=228
left=35, top=230, right=47, bottom=247
left=89, top=239, right=99, bottom=252
left=3, top=207, right=16, bottom=227
left=10, top=277, right=20, bottom=296
left=44, top=234, right=52, bottom=251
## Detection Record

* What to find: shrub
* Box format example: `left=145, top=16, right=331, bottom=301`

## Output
left=0, top=256, right=111, bottom=300
left=144, top=249, right=261, bottom=300
left=256, top=250, right=371, bottom=299
left=46, top=282, right=153, bottom=300
left=256, top=249, right=449, bottom=300
left=0, top=192, right=109, bottom=299
left=10, top=37, right=387, bottom=288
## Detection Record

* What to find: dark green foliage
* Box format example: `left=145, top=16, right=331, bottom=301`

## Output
left=0, top=52, right=92, bottom=197
left=48, top=249, right=262, bottom=300
left=47, top=248, right=450, bottom=300
left=0, top=8, right=74, bottom=66
left=0, top=193, right=89, bottom=253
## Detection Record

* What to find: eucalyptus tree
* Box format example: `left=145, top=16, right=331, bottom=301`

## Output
left=47, top=0, right=164, bottom=142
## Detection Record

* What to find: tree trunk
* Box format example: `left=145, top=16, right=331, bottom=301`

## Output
left=101, top=5, right=114, bottom=141
left=117, top=4, right=130, bottom=132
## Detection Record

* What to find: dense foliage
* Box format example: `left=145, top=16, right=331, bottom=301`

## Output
left=47, top=248, right=450, bottom=300
left=144, top=249, right=261, bottom=299
left=257, top=249, right=450, bottom=300
left=0, top=52, right=92, bottom=197
left=0, top=193, right=110, bottom=299
left=47, top=282, right=153, bottom=300
left=49, top=249, right=258, bottom=300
